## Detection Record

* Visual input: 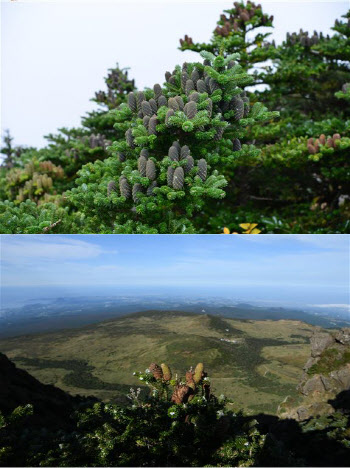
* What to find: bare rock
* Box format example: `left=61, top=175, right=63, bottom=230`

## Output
left=330, top=364, right=350, bottom=388
left=334, top=328, right=350, bottom=345
left=303, top=356, right=319, bottom=372
left=310, top=332, right=334, bottom=358
left=300, top=375, right=326, bottom=395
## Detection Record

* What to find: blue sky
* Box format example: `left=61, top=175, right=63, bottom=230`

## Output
left=1, top=0, right=348, bottom=149
left=1, top=234, right=349, bottom=308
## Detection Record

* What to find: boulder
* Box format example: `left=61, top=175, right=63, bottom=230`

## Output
left=310, top=331, right=334, bottom=357
left=334, top=328, right=350, bottom=345
left=330, top=364, right=350, bottom=389
left=300, top=375, right=325, bottom=395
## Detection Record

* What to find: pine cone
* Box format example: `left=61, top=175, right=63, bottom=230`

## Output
left=180, top=145, right=190, bottom=160
left=107, top=180, right=117, bottom=196
left=165, top=109, right=175, bottom=126
left=118, top=153, right=126, bottom=162
left=140, top=148, right=149, bottom=159
left=333, top=133, right=341, bottom=141
left=138, top=156, right=147, bottom=177
left=165, top=71, right=172, bottom=82
left=168, top=146, right=179, bottom=161
left=148, top=116, right=158, bottom=135
left=214, top=127, right=225, bottom=141
left=184, top=101, right=197, bottom=119
left=209, top=79, right=219, bottom=94
left=147, top=181, right=157, bottom=196
left=319, top=134, right=326, bottom=145
left=149, top=98, right=158, bottom=114
left=171, top=384, right=191, bottom=404
left=172, top=141, right=181, bottom=151
left=240, top=11, right=250, bottom=22
left=186, top=371, right=196, bottom=390
left=196, top=79, right=207, bottom=94
left=128, top=92, right=137, bottom=112
left=173, top=167, right=184, bottom=190
left=153, top=83, right=162, bottom=100
left=143, top=115, right=150, bottom=128
left=189, top=92, right=199, bottom=103
left=185, top=79, right=195, bottom=96
left=233, top=138, right=241, bottom=151
left=307, top=143, right=316, bottom=154
left=191, top=69, right=200, bottom=83
left=167, top=166, right=175, bottom=187
left=193, top=363, right=204, bottom=384
left=149, top=363, right=163, bottom=380
left=119, top=177, right=131, bottom=198
left=125, top=129, right=135, bottom=148
left=326, top=138, right=334, bottom=148
left=184, top=155, right=194, bottom=174
left=132, top=183, right=142, bottom=203
left=227, top=60, right=235, bottom=69
left=137, top=92, right=145, bottom=110
left=168, top=97, right=179, bottom=111
left=158, top=95, right=167, bottom=107
left=181, top=72, right=189, bottom=91
left=161, top=363, right=172, bottom=381
left=141, top=101, right=153, bottom=117
left=198, top=160, right=207, bottom=182
left=146, top=159, right=156, bottom=180
left=234, top=98, right=244, bottom=120
left=175, top=96, right=185, bottom=110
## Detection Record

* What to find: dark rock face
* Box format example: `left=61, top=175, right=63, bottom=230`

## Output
left=0, top=352, right=91, bottom=427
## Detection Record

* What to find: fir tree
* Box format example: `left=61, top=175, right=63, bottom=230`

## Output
left=68, top=51, right=278, bottom=233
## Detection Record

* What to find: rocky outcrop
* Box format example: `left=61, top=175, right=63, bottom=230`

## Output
left=278, top=328, right=350, bottom=421
left=310, top=330, right=334, bottom=358
left=335, top=328, right=350, bottom=345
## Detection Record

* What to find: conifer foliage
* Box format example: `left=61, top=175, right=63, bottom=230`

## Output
left=67, top=51, right=277, bottom=233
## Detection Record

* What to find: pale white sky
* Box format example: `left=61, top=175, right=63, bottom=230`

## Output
left=1, top=0, right=348, bottom=148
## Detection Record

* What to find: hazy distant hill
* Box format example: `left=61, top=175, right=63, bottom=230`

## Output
left=0, top=310, right=318, bottom=414
left=1, top=297, right=348, bottom=339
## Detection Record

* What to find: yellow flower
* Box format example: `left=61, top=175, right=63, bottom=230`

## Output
left=239, top=223, right=261, bottom=234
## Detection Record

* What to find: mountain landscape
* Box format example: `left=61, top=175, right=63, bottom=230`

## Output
left=0, top=309, right=347, bottom=414
left=0, top=311, right=349, bottom=467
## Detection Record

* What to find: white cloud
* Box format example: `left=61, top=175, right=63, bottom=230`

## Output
left=0, top=235, right=116, bottom=265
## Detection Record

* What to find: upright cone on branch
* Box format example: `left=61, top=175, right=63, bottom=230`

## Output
left=149, top=363, right=163, bottom=380
left=171, top=384, right=191, bottom=404
left=193, top=362, right=204, bottom=384
left=161, top=363, right=172, bottom=381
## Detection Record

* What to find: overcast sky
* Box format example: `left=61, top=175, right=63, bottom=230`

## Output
left=1, top=234, right=349, bottom=309
left=1, top=0, right=348, bottom=149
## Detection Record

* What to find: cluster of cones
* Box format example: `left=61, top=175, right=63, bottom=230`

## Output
left=214, top=1, right=273, bottom=37
left=307, top=133, right=341, bottom=154
left=149, top=362, right=210, bottom=404
left=286, top=29, right=323, bottom=47
left=94, top=67, right=135, bottom=108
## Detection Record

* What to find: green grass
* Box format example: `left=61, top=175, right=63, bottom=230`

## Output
left=308, top=348, right=350, bottom=375
left=0, top=311, right=315, bottom=414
